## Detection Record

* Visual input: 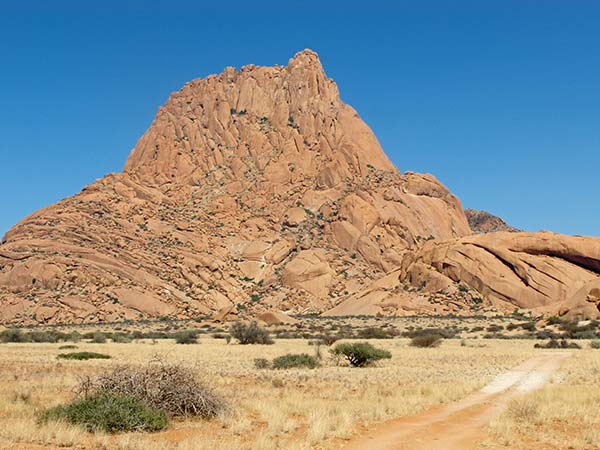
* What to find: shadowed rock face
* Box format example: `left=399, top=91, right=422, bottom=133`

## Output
left=465, top=209, right=520, bottom=234
left=0, top=50, right=470, bottom=324
left=1, top=50, right=599, bottom=324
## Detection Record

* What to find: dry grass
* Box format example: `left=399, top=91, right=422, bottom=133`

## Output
left=486, top=348, right=600, bottom=450
left=0, top=334, right=574, bottom=450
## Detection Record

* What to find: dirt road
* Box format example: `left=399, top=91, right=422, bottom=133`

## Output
left=343, top=352, right=571, bottom=450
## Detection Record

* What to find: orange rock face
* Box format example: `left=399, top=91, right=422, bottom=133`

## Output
left=0, top=49, right=598, bottom=324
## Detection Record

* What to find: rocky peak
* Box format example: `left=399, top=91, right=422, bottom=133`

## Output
left=0, top=50, right=475, bottom=325
left=124, top=48, right=394, bottom=187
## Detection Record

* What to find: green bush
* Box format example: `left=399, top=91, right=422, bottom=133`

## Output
left=590, top=340, right=600, bottom=349
left=331, top=342, right=391, bottom=367
left=57, top=352, right=111, bottom=360
left=272, top=353, right=319, bottom=369
left=174, top=330, right=198, bottom=344
left=229, top=321, right=274, bottom=345
left=410, top=333, right=443, bottom=348
left=40, top=393, right=168, bottom=433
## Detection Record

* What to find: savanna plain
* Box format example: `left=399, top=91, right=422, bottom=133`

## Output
left=0, top=316, right=598, bottom=450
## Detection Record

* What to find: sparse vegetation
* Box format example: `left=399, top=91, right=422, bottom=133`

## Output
left=534, top=339, right=581, bottom=349
left=57, top=352, right=111, bottom=360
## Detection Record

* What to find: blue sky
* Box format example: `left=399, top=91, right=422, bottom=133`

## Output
left=1, top=1, right=599, bottom=237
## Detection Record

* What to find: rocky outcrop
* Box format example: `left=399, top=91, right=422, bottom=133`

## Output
left=465, top=209, right=520, bottom=234
left=398, top=232, right=600, bottom=318
left=0, top=50, right=470, bottom=324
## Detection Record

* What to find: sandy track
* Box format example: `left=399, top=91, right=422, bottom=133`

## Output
left=343, top=352, right=571, bottom=450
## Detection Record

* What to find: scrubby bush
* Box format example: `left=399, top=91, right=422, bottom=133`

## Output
left=254, top=358, right=270, bottom=369
left=357, top=327, right=392, bottom=339
left=41, top=393, right=167, bottom=433
left=229, top=321, right=273, bottom=345
left=534, top=339, right=581, bottom=349
left=174, top=330, right=198, bottom=344
left=403, top=327, right=456, bottom=339
left=331, top=342, right=391, bottom=367
left=81, top=360, right=226, bottom=418
left=91, top=332, right=107, bottom=344
left=0, top=329, right=29, bottom=343
left=111, top=333, right=133, bottom=343
left=590, top=340, right=600, bottom=349
left=410, top=333, right=443, bottom=348
left=58, top=352, right=111, bottom=360
left=28, top=331, right=62, bottom=343
left=272, top=353, right=319, bottom=369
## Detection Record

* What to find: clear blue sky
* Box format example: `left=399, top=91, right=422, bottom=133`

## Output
left=1, top=1, right=599, bottom=237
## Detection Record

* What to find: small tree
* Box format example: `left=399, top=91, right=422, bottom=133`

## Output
left=229, top=321, right=274, bottom=345
left=331, top=342, right=391, bottom=367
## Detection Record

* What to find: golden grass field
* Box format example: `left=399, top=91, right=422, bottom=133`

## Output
left=0, top=319, right=598, bottom=450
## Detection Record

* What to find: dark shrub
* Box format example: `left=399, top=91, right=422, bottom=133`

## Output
left=272, top=353, right=319, bottom=369
left=403, top=327, right=456, bottom=339
left=41, top=393, right=168, bottom=433
left=410, top=334, right=443, bottom=348
left=573, top=330, right=600, bottom=340
left=357, top=327, right=391, bottom=339
left=534, top=339, right=581, bottom=349
left=0, top=329, right=30, bottom=343
left=29, top=331, right=62, bottom=343
left=58, top=344, right=78, bottom=350
left=546, top=316, right=562, bottom=325
left=174, top=330, right=198, bottom=344
left=83, top=360, right=226, bottom=418
left=58, top=352, right=111, bottom=360
left=331, top=342, right=391, bottom=367
left=535, top=329, right=558, bottom=340
left=591, top=340, right=600, bottom=349
left=229, top=321, right=274, bottom=345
